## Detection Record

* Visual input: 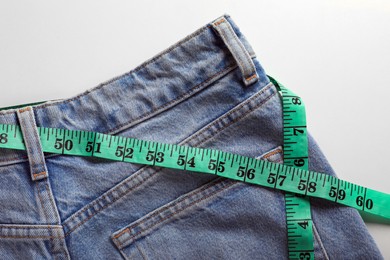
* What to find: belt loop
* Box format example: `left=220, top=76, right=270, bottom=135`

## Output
left=211, top=16, right=259, bottom=86
left=17, top=106, right=48, bottom=181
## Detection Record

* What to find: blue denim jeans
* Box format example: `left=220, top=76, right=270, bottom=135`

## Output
left=0, top=14, right=383, bottom=259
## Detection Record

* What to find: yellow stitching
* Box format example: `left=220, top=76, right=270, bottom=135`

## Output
left=245, top=74, right=257, bottom=82
left=33, top=171, right=47, bottom=178
left=18, top=106, right=32, bottom=113
left=213, top=19, right=225, bottom=26
left=263, top=149, right=283, bottom=159
left=113, top=228, right=129, bottom=239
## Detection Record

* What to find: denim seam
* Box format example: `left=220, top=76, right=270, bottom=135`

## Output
left=63, top=167, right=166, bottom=237
left=62, top=82, right=276, bottom=236
left=43, top=177, right=68, bottom=260
left=135, top=243, right=148, bottom=260
left=112, top=178, right=227, bottom=240
left=114, top=149, right=283, bottom=248
left=35, top=180, right=56, bottom=256
left=116, top=180, right=239, bottom=248
left=178, top=82, right=274, bottom=144
left=185, top=89, right=276, bottom=146
left=35, top=181, right=49, bottom=225
left=63, top=83, right=275, bottom=235
left=263, top=148, right=283, bottom=159
left=0, top=225, right=63, bottom=229
left=44, top=179, right=61, bottom=224
left=312, top=220, right=330, bottom=260
left=0, top=62, right=240, bottom=165
left=261, top=148, right=329, bottom=259
left=106, top=64, right=239, bottom=136
left=0, top=235, right=65, bottom=239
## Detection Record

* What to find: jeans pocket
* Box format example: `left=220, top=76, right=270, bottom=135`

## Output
left=0, top=224, right=67, bottom=259
left=110, top=147, right=286, bottom=260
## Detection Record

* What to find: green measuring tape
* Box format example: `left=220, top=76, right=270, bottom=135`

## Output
left=0, top=78, right=389, bottom=260
left=269, top=75, right=314, bottom=260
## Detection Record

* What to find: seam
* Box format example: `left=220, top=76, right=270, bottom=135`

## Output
left=180, top=82, right=273, bottom=144
left=36, top=181, right=56, bottom=257
left=63, top=83, right=276, bottom=236
left=18, top=107, right=32, bottom=113
left=263, top=148, right=283, bottom=159
left=118, top=180, right=238, bottom=248
left=0, top=63, right=237, bottom=165
left=189, top=90, right=276, bottom=146
left=115, top=148, right=283, bottom=247
left=52, top=230, right=59, bottom=260
left=112, top=88, right=275, bottom=239
left=213, top=19, right=225, bottom=26
left=65, top=84, right=275, bottom=237
left=0, top=153, right=29, bottom=164
left=135, top=243, right=147, bottom=260
left=0, top=235, right=65, bottom=239
left=246, top=74, right=257, bottom=81
left=113, top=178, right=226, bottom=239
left=45, top=179, right=61, bottom=224
left=0, top=225, right=63, bottom=229
left=104, top=64, right=236, bottom=135
left=312, top=221, right=330, bottom=260
left=63, top=167, right=165, bottom=237
left=36, top=181, right=50, bottom=225
left=33, top=171, right=46, bottom=178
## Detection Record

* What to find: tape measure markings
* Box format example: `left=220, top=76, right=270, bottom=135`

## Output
left=271, top=76, right=314, bottom=259
left=0, top=123, right=388, bottom=219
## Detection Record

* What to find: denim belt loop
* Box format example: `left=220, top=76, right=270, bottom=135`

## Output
left=211, top=16, right=259, bottom=86
left=16, top=106, right=48, bottom=181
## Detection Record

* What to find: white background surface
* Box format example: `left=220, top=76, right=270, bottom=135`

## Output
left=1, top=0, right=389, bottom=257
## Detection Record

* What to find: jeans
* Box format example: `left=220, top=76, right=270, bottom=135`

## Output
left=0, top=14, right=382, bottom=259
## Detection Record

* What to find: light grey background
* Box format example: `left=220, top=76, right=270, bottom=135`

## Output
left=1, top=0, right=389, bottom=257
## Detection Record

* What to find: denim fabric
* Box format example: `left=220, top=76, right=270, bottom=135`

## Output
left=0, top=14, right=383, bottom=259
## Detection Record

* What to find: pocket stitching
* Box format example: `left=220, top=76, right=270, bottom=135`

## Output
left=111, top=147, right=283, bottom=250
left=62, top=82, right=278, bottom=237
left=182, top=81, right=276, bottom=146
left=113, top=178, right=238, bottom=249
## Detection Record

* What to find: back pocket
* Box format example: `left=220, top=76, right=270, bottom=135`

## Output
left=111, top=147, right=289, bottom=260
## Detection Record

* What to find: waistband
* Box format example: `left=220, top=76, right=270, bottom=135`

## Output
left=0, top=14, right=270, bottom=165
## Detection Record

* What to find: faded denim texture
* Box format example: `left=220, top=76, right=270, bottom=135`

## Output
left=0, top=14, right=383, bottom=259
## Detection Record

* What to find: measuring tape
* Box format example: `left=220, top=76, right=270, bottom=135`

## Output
left=269, top=75, right=314, bottom=260
left=0, top=79, right=389, bottom=260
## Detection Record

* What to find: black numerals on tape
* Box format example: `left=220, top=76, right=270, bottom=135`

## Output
left=208, top=159, right=225, bottom=173
left=329, top=186, right=346, bottom=201
left=267, top=172, right=286, bottom=187
left=146, top=151, right=164, bottom=163
left=0, top=133, right=8, bottom=144
left=54, top=138, right=73, bottom=151
left=298, top=179, right=317, bottom=193
left=356, top=196, right=373, bottom=210
left=177, top=156, right=195, bottom=168
left=115, top=146, right=134, bottom=159
left=237, top=166, right=255, bottom=180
